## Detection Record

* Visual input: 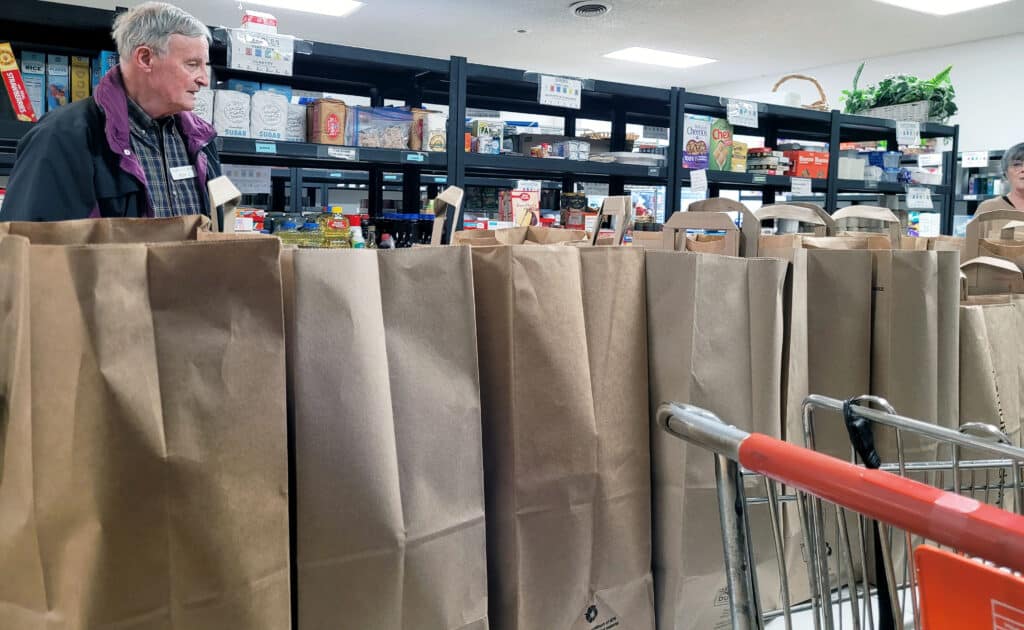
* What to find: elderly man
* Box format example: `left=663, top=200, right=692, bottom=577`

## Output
left=0, top=2, right=219, bottom=221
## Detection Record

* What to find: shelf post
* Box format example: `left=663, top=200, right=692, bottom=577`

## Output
left=444, top=56, right=468, bottom=242
left=943, top=125, right=960, bottom=236
left=826, top=110, right=842, bottom=212
left=609, top=96, right=627, bottom=196
left=665, top=87, right=684, bottom=220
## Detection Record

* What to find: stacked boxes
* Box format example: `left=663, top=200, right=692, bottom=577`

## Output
left=20, top=52, right=45, bottom=118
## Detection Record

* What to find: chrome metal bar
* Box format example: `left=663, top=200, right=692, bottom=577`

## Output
left=765, top=478, right=792, bottom=630
left=717, top=453, right=759, bottom=630
left=659, top=401, right=749, bottom=460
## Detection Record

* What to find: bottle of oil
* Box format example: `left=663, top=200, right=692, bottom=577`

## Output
left=321, top=206, right=351, bottom=248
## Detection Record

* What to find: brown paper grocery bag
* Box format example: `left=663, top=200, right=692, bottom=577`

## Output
left=0, top=232, right=291, bottom=630
left=452, top=225, right=588, bottom=246
left=964, top=209, right=1024, bottom=268
left=0, top=214, right=210, bottom=242
left=647, top=250, right=788, bottom=630
left=287, top=247, right=488, bottom=630
left=471, top=245, right=654, bottom=630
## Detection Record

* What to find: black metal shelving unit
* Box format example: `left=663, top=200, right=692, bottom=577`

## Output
left=1, top=0, right=964, bottom=235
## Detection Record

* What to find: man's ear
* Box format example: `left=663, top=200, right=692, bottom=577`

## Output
left=132, top=46, right=156, bottom=72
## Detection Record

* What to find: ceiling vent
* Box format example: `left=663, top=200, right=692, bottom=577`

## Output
left=571, top=2, right=611, bottom=18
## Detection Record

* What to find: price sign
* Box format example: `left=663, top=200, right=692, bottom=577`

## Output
left=538, top=75, right=583, bottom=110
left=907, top=187, right=934, bottom=209
left=917, top=153, right=943, bottom=168
left=790, top=177, right=812, bottom=196
left=405, top=152, right=427, bottom=163
left=751, top=174, right=767, bottom=184
left=648, top=166, right=660, bottom=177
left=690, top=169, right=708, bottom=193
left=254, top=142, right=277, bottom=154
left=726, top=99, right=759, bottom=128
left=326, top=146, right=358, bottom=161
left=963, top=151, right=990, bottom=168
left=516, top=180, right=542, bottom=192
left=896, top=121, right=921, bottom=147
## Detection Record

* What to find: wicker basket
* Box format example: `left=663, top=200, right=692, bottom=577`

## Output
left=772, top=74, right=830, bottom=111
left=859, top=100, right=937, bottom=123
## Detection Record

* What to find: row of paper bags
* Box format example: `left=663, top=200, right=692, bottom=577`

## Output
left=0, top=203, right=1016, bottom=630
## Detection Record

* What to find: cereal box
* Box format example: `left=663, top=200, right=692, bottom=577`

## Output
left=1, top=44, right=37, bottom=122
left=682, top=114, right=710, bottom=170
left=19, top=51, right=45, bottom=119
left=45, top=54, right=69, bottom=112
left=709, top=118, right=734, bottom=171
left=70, top=56, right=90, bottom=102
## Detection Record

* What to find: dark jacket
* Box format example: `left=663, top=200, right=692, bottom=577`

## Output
left=0, top=67, right=220, bottom=222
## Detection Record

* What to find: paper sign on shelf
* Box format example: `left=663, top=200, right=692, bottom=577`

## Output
left=790, top=177, right=812, bottom=196
left=917, top=153, right=943, bottom=168
left=643, top=125, right=669, bottom=140
left=690, top=169, right=708, bottom=193
left=962, top=151, right=990, bottom=168
left=726, top=99, right=758, bottom=128
left=896, top=121, right=921, bottom=147
left=222, top=165, right=272, bottom=195
left=326, top=146, right=358, bottom=161
left=538, top=74, right=582, bottom=110
left=907, top=186, right=934, bottom=209
left=227, top=28, right=294, bottom=76
left=516, top=180, right=542, bottom=192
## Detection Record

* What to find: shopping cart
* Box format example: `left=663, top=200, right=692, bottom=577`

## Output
left=657, top=395, right=1024, bottom=630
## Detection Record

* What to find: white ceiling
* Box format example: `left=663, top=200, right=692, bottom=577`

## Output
left=58, top=0, right=1024, bottom=89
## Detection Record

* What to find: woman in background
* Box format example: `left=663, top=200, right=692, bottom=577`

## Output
left=977, top=142, right=1024, bottom=213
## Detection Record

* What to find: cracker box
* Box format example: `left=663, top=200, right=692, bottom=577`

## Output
left=731, top=141, right=749, bottom=174
left=193, top=88, right=214, bottom=123
left=213, top=89, right=251, bottom=138
left=19, top=51, right=45, bottom=119
left=249, top=90, right=289, bottom=140
left=709, top=117, right=734, bottom=171
left=70, top=56, right=90, bottom=102
left=286, top=103, right=306, bottom=142
left=682, top=114, right=710, bottom=170
left=306, top=98, right=347, bottom=145
left=97, top=51, right=118, bottom=76
left=45, top=54, right=69, bottom=111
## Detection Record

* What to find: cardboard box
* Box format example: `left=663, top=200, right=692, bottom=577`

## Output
left=193, top=88, right=214, bottom=123
left=19, top=51, right=45, bottom=119
left=97, top=51, right=118, bottom=76
left=286, top=103, right=306, bottom=142
left=90, top=57, right=101, bottom=92
left=731, top=141, right=749, bottom=174
left=70, top=56, right=90, bottom=102
left=249, top=90, right=288, bottom=140
left=306, top=98, right=347, bottom=145
left=1, top=44, right=37, bottom=122
left=709, top=118, right=733, bottom=171
left=213, top=89, right=251, bottom=138
left=425, top=112, right=446, bottom=152
left=261, top=83, right=292, bottom=102
left=682, top=114, right=711, bottom=170
left=226, top=79, right=261, bottom=96
left=242, top=10, right=278, bottom=34
left=45, top=54, right=69, bottom=111
left=784, top=150, right=829, bottom=179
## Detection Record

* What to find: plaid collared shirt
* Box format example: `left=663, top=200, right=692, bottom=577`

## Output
left=127, top=98, right=205, bottom=218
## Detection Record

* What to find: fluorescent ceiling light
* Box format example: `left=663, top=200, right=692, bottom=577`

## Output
left=873, top=0, right=1010, bottom=16
left=604, top=47, right=716, bottom=69
left=245, top=0, right=364, bottom=17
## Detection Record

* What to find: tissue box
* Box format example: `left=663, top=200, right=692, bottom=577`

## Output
left=250, top=90, right=289, bottom=140
left=213, top=89, right=251, bottom=138
left=286, top=103, right=306, bottom=142
left=193, top=88, right=214, bottom=123
left=553, top=140, right=591, bottom=160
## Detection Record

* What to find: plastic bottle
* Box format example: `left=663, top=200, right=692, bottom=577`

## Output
left=379, top=233, right=395, bottom=249
left=321, top=206, right=351, bottom=248
left=350, top=215, right=366, bottom=248
left=365, top=225, right=378, bottom=249
left=300, top=218, right=322, bottom=248
left=276, top=217, right=302, bottom=247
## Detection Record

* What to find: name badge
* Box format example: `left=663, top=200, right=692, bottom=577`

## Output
left=169, top=165, right=196, bottom=181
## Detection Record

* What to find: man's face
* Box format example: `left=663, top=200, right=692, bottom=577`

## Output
left=148, top=34, right=209, bottom=116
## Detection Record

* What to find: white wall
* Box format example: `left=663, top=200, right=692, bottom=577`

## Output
left=694, top=34, right=1024, bottom=153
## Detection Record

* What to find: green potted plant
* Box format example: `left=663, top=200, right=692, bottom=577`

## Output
left=842, top=62, right=958, bottom=123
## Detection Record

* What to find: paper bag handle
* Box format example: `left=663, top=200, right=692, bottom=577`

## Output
left=832, top=205, right=901, bottom=244
left=960, top=256, right=1024, bottom=298
left=662, top=211, right=739, bottom=254
left=964, top=209, right=1024, bottom=261
left=590, top=195, right=631, bottom=246
left=755, top=204, right=831, bottom=236
left=687, top=197, right=761, bottom=257
left=431, top=186, right=465, bottom=245
left=207, top=176, right=242, bottom=233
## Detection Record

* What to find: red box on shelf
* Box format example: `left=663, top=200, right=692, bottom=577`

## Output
left=784, top=151, right=829, bottom=179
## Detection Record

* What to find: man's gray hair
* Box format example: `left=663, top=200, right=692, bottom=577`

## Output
left=112, top=2, right=211, bottom=59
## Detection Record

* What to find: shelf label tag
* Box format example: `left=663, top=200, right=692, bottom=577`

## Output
left=327, top=146, right=358, bottom=161
left=227, top=28, right=294, bottom=76
left=726, top=99, right=759, bottom=128
left=405, top=152, right=427, bottom=163
left=516, top=180, right=542, bottom=192
left=254, top=142, right=277, bottom=154
left=896, top=121, right=921, bottom=147
left=690, top=169, right=708, bottom=193
left=907, top=186, right=934, bottom=209
left=917, top=153, right=943, bottom=168
left=643, top=125, right=669, bottom=140
left=648, top=166, right=660, bottom=176
left=791, top=177, right=812, bottom=196
left=963, top=151, right=990, bottom=168
left=866, top=179, right=879, bottom=189
left=538, top=74, right=583, bottom=110
left=752, top=174, right=767, bottom=184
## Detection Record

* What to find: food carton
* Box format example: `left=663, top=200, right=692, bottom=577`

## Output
left=226, top=79, right=261, bottom=96
left=193, top=88, right=214, bottom=123
left=1, top=44, right=37, bottom=122
left=213, top=89, right=251, bottom=138
left=306, top=98, right=347, bottom=145
left=45, top=54, right=69, bottom=112
left=70, top=56, right=90, bottom=102
left=682, top=114, right=711, bottom=170
left=731, top=141, right=749, bottom=174
left=425, top=112, right=446, bottom=152
left=286, top=103, right=306, bottom=142
left=709, top=118, right=733, bottom=171
left=19, top=51, right=45, bottom=118
left=261, top=83, right=292, bottom=102
left=249, top=90, right=289, bottom=140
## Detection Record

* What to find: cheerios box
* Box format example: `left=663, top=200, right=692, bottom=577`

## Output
left=682, top=114, right=710, bottom=170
